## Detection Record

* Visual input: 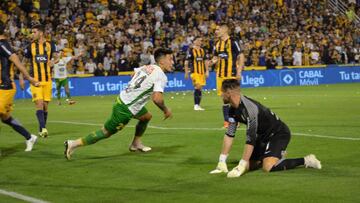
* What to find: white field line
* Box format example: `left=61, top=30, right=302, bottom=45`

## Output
left=0, top=189, right=50, bottom=203
left=49, top=120, right=360, bottom=141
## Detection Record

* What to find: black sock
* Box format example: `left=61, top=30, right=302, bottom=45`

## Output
left=223, top=104, right=230, bottom=122
left=44, top=111, right=48, bottom=126
left=194, top=89, right=201, bottom=105
left=198, top=90, right=202, bottom=105
left=2, top=117, right=31, bottom=140
left=270, top=158, right=305, bottom=172
left=36, top=110, right=46, bottom=131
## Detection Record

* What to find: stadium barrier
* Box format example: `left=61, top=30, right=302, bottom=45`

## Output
left=14, top=65, right=360, bottom=99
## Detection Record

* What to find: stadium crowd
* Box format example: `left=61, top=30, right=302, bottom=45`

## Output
left=0, top=0, right=360, bottom=75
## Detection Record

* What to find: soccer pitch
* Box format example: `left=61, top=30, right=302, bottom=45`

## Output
left=0, top=83, right=359, bottom=203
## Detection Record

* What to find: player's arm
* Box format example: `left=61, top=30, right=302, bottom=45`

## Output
left=232, top=114, right=258, bottom=175
left=152, top=91, right=172, bottom=120
left=210, top=117, right=237, bottom=174
left=235, top=41, right=244, bottom=80
left=9, top=54, right=39, bottom=87
left=184, top=49, right=192, bottom=79
left=71, top=51, right=84, bottom=61
left=18, top=72, right=25, bottom=90
left=236, top=53, right=245, bottom=80
left=184, top=60, right=189, bottom=79
left=204, top=52, right=210, bottom=78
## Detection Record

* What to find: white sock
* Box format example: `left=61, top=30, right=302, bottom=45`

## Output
left=219, top=154, right=228, bottom=163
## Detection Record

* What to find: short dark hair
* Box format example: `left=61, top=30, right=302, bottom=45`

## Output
left=154, top=48, right=173, bottom=63
left=222, top=79, right=240, bottom=91
left=32, top=24, right=45, bottom=32
left=0, top=22, right=5, bottom=35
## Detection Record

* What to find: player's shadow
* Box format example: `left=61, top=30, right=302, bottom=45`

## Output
left=0, top=144, right=23, bottom=160
left=118, top=145, right=184, bottom=156
left=85, top=145, right=184, bottom=160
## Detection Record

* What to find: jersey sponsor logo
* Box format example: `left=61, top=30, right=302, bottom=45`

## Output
left=196, top=57, right=204, bottom=61
left=35, top=55, right=48, bottom=62
left=218, top=52, right=228, bottom=59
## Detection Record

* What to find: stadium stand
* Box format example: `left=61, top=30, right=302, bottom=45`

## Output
left=0, top=0, right=359, bottom=76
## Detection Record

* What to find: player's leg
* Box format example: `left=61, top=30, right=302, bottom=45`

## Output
left=64, top=101, right=132, bottom=160
left=217, top=77, right=230, bottom=128
left=31, top=84, right=47, bottom=136
left=0, top=90, right=37, bottom=151
left=190, top=73, right=200, bottom=111
left=130, top=107, right=152, bottom=152
left=41, top=81, right=52, bottom=137
left=55, top=79, right=61, bottom=105
left=263, top=126, right=321, bottom=172
left=197, top=74, right=206, bottom=109
left=194, top=83, right=204, bottom=111
left=63, top=78, right=75, bottom=105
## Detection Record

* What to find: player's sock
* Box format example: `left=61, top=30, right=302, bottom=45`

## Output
left=222, top=104, right=230, bottom=121
left=219, top=154, right=228, bottom=163
left=194, top=89, right=201, bottom=105
left=81, top=130, right=108, bottom=145
left=135, top=120, right=149, bottom=137
left=198, top=90, right=202, bottom=105
left=270, top=158, right=305, bottom=172
left=36, top=110, right=46, bottom=131
left=2, top=117, right=31, bottom=140
left=44, top=111, right=48, bottom=126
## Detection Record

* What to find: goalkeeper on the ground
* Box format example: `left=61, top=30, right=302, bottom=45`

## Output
left=210, top=79, right=322, bottom=178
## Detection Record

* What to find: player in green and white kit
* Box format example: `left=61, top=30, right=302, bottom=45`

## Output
left=53, top=51, right=82, bottom=105
left=64, top=48, right=173, bottom=160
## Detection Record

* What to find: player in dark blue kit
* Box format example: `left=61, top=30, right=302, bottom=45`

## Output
left=210, top=79, right=322, bottom=178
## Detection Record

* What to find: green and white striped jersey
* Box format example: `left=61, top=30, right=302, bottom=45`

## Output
left=120, top=64, right=167, bottom=115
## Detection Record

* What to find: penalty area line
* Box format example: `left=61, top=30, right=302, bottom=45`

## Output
left=0, top=189, right=50, bottom=203
left=49, top=120, right=360, bottom=141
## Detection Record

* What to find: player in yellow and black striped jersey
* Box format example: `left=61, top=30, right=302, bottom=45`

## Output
left=24, top=24, right=57, bottom=137
left=184, top=36, right=209, bottom=111
left=0, top=22, right=39, bottom=151
left=211, top=23, right=245, bottom=128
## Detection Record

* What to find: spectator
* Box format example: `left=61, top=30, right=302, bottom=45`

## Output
left=0, top=0, right=358, bottom=74
left=107, top=63, right=119, bottom=76
left=94, top=62, right=106, bottom=76
left=139, top=47, right=155, bottom=66
left=85, top=58, right=97, bottom=74
left=103, top=52, right=113, bottom=72
left=265, top=53, right=277, bottom=69
left=293, top=47, right=303, bottom=66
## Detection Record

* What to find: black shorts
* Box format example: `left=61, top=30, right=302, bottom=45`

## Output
left=250, top=124, right=291, bottom=161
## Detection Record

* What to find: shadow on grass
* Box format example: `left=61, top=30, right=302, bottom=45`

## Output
left=83, top=145, right=185, bottom=160
left=0, top=144, right=23, bottom=160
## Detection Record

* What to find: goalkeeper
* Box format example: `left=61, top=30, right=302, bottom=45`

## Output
left=210, top=79, right=322, bottom=178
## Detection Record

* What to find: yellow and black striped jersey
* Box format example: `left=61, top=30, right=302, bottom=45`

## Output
left=213, top=38, right=242, bottom=78
left=0, top=39, right=15, bottom=90
left=185, top=47, right=207, bottom=74
left=24, top=40, right=57, bottom=82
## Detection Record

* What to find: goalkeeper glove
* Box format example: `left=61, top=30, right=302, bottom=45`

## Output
left=227, top=159, right=248, bottom=178
left=209, top=162, right=228, bottom=174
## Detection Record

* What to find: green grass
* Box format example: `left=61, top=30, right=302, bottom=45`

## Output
left=0, top=83, right=359, bottom=203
